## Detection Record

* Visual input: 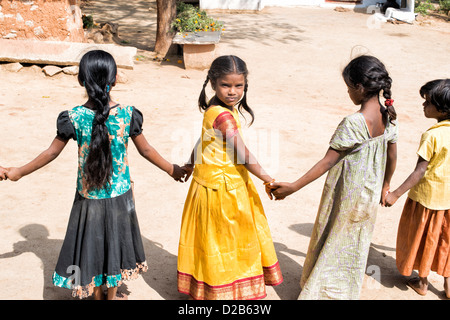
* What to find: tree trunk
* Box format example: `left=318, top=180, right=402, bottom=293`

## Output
left=155, top=0, right=177, bottom=57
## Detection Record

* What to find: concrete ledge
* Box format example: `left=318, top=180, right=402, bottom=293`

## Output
left=173, top=32, right=221, bottom=70
left=173, top=31, right=221, bottom=45
left=0, top=39, right=137, bottom=69
left=183, top=44, right=217, bottom=70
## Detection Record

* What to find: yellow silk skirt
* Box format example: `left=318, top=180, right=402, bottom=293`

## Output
left=177, top=177, right=282, bottom=300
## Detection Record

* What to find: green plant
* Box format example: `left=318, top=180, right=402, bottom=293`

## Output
left=414, top=0, right=434, bottom=14
left=82, top=14, right=94, bottom=29
left=171, top=2, right=224, bottom=33
left=439, top=0, right=450, bottom=14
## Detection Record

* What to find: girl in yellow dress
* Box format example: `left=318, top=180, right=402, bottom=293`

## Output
left=177, top=55, right=283, bottom=300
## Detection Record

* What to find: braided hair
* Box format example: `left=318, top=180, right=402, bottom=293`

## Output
left=198, top=55, right=255, bottom=125
left=342, top=55, right=397, bottom=123
left=78, top=50, right=117, bottom=191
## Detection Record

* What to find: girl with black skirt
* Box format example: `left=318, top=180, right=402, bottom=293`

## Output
left=1, top=50, right=186, bottom=299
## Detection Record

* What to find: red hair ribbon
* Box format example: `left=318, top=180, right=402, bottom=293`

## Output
left=385, top=99, right=394, bottom=107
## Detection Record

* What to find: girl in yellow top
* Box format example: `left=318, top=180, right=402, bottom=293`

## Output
left=384, top=79, right=450, bottom=298
left=178, top=55, right=283, bottom=300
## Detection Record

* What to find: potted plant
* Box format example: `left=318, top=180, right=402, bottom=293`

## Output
left=170, top=2, right=225, bottom=69
left=171, top=2, right=224, bottom=38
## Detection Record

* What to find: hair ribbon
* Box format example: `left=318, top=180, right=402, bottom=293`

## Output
left=385, top=99, right=394, bottom=107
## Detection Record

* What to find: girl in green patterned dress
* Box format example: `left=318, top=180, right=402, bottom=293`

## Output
left=1, top=50, right=186, bottom=299
left=270, top=55, right=398, bottom=299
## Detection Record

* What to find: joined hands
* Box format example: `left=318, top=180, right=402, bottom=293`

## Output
left=266, top=181, right=296, bottom=201
left=0, top=166, right=7, bottom=181
left=381, top=191, right=399, bottom=207
left=170, top=163, right=194, bottom=183
left=0, top=166, right=21, bottom=181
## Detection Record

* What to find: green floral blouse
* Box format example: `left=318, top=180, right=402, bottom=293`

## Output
left=57, top=105, right=143, bottom=199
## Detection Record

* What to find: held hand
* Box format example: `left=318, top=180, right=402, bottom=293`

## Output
left=181, top=163, right=194, bottom=182
left=380, top=185, right=390, bottom=206
left=384, top=191, right=399, bottom=207
left=269, top=182, right=296, bottom=200
left=170, top=164, right=187, bottom=182
left=0, top=166, right=7, bottom=181
left=265, top=184, right=275, bottom=200
left=4, top=167, right=22, bottom=182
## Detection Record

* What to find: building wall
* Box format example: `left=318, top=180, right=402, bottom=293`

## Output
left=200, top=0, right=264, bottom=10
left=0, top=0, right=85, bottom=42
left=200, top=0, right=382, bottom=10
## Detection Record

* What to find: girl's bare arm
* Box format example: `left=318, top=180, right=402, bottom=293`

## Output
left=271, top=147, right=342, bottom=199
left=383, top=156, right=428, bottom=207
left=181, top=137, right=201, bottom=181
left=380, top=142, right=397, bottom=205
left=226, top=132, right=275, bottom=199
left=229, top=133, right=273, bottom=183
left=131, top=133, right=185, bottom=181
left=6, top=137, right=68, bottom=181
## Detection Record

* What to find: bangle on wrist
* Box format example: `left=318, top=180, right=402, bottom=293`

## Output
left=263, top=178, right=275, bottom=186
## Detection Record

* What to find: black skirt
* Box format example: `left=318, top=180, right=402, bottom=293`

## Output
left=52, top=188, right=147, bottom=298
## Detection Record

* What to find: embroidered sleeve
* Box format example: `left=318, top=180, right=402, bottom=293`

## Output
left=213, top=111, right=239, bottom=140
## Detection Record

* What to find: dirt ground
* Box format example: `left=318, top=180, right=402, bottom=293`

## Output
left=0, top=1, right=449, bottom=300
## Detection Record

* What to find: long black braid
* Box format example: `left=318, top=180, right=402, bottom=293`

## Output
left=78, top=50, right=117, bottom=191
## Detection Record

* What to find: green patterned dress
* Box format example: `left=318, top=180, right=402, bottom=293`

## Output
left=299, top=112, right=398, bottom=300
left=51, top=105, right=148, bottom=298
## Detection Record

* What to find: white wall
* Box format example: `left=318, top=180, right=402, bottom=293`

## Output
left=199, top=0, right=415, bottom=24
left=200, top=0, right=381, bottom=10
left=261, top=0, right=320, bottom=7
left=200, top=0, right=264, bottom=10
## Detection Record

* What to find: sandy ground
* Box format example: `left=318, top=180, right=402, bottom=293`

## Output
left=0, top=1, right=449, bottom=301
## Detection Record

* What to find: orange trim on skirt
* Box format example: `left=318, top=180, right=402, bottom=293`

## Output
left=177, top=262, right=283, bottom=300
left=396, top=198, right=450, bottom=278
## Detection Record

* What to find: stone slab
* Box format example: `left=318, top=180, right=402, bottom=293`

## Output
left=62, top=65, right=79, bottom=75
left=0, top=39, right=137, bottom=69
left=172, top=31, right=221, bottom=45
left=42, top=65, right=63, bottom=77
left=2, top=62, right=23, bottom=72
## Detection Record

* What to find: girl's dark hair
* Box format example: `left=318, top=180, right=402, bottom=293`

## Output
left=342, top=55, right=397, bottom=123
left=78, top=50, right=117, bottom=191
left=198, top=55, right=255, bottom=125
left=420, top=79, right=450, bottom=119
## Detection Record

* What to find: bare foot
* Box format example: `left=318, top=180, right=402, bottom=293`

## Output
left=407, top=277, right=428, bottom=296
